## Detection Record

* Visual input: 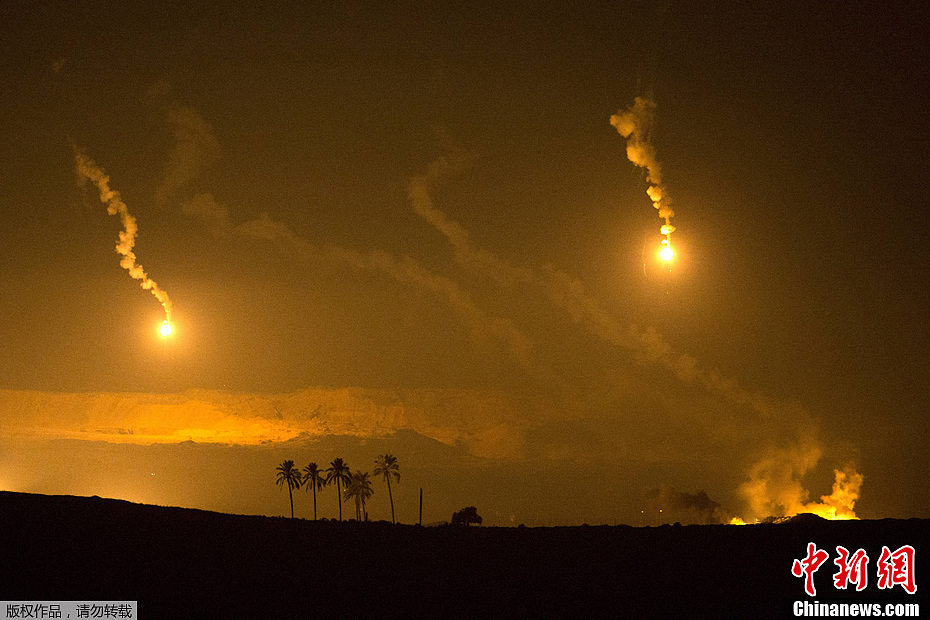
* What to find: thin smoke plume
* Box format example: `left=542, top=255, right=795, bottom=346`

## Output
left=408, top=156, right=534, bottom=288
left=236, top=212, right=536, bottom=373
left=648, top=485, right=730, bottom=525
left=154, top=105, right=535, bottom=372
left=73, top=146, right=173, bottom=322
left=407, top=153, right=863, bottom=519
left=610, top=97, right=676, bottom=244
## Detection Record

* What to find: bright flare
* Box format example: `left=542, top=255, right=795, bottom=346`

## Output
left=160, top=321, right=172, bottom=337
left=660, top=244, right=674, bottom=262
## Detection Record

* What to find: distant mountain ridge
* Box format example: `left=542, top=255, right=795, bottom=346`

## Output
left=0, top=387, right=529, bottom=458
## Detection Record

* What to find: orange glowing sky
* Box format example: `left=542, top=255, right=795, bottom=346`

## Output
left=0, top=1, right=927, bottom=524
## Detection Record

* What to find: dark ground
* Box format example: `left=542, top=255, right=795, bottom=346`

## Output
left=0, top=491, right=925, bottom=618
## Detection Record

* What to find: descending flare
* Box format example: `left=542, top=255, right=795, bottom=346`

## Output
left=160, top=320, right=172, bottom=337
left=659, top=241, right=674, bottom=262
left=73, top=145, right=173, bottom=323
left=610, top=97, right=677, bottom=258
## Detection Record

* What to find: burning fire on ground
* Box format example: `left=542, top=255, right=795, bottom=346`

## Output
left=730, top=465, right=864, bottom=524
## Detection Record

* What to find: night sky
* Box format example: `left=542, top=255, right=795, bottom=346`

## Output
left=1, top=1, right=927, bottom=525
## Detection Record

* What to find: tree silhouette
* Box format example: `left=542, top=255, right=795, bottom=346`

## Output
left=325, top=458, right=351, bottom=521
left=343, top=475, right=362, bottom=520
left=302, top=462, right=327, bottom=521
left=344, top=471, right=375, bottom=521
left=451, top=506, right=482, bottom=527
left=275, top=459, right=302, bottom=519
left=374, top=454, right=400, bottom=524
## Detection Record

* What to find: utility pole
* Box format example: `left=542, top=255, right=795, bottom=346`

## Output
left=419, top=487, right=423, bottom=526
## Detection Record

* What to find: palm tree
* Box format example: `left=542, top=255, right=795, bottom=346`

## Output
left=325, top=458, right=351, bottom=521
left=374, top=454, right=400, bottom=524
left=344, top=471, right=375, bottom=521
left=344, top=475, right=363, bottom=520
left=302, top=462, right=327, bottom=520
left=275, top=459, right=302, bottom=519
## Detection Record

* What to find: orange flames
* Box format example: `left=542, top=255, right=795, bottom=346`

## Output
left=730, top=464, right=863, bottom=524
left=796, top=466, right=863, bottom=520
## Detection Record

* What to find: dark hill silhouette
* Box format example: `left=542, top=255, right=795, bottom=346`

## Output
left=785, top=512, right=830, bottom=524
left=0, top=491, right=924, bottom=618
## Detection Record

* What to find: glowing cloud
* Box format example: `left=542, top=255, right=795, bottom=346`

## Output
left=73, top=146, right=173, bottom=322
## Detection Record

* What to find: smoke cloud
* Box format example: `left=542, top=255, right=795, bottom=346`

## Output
left=610, top=97, right=676, bottom=243
left=408, top=155, right=791, bottom=419
left=242, top=214, right=538, bottom=373
left=738, top=436, right=863, bottom=520
left=73, top=146, right=173, bottom=322
left=155, top=106, right=221, bottom=209
left=182, top=192, right=232, bottom=234
left=175, top=194, right=539, bottom=374
left=408, top=157, right=535, bottom=288
left=647, top=485, right=730, bottom=525
left=150, top=102, right=862, bottom=521
left=149, top=104, right=536, bottom=372
left=406, top=152, right=863, bottom=520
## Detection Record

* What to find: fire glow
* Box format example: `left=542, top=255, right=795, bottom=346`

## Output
left=729, top=465, right=863, bottom=524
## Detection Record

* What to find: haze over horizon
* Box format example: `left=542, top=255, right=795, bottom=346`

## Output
left=1, top=1, right=927, bottom=525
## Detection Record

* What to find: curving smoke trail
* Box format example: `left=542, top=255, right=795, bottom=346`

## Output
left=73, top=145, right=173, bottom=322
left=406, top=153, right=863, bottom=521
left=610, top=97, right=676, bottom=250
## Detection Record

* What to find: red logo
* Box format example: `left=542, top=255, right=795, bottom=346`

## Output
left=792, top=542, right=917, bottom=596
left=833, top=546, right=869, bottom=591
left=877, top=545, right=916, bottom=594
left=792, top=542, right=830, bottom=596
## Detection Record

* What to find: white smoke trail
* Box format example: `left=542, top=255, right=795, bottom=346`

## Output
left=407, top=157, right=534, bottom=288
left=406, top=154, right=863, bottom=519
left=73, top=146, right=173, bottom=322
left=235, top=211, right=535, bottom=372
left=610, top=97, right=676, bottom=247
left=153, top=105, right=535, bottom=373
left=407, top=156, right=758, bottom=406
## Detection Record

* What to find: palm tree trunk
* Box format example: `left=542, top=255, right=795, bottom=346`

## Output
left=312, top=486, right=317, bottom=521
left=387, top=478, right=395, bottom=524
left=288, top=484, right=294, bottom=519
left=336, top=479, right=342, bottom=521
